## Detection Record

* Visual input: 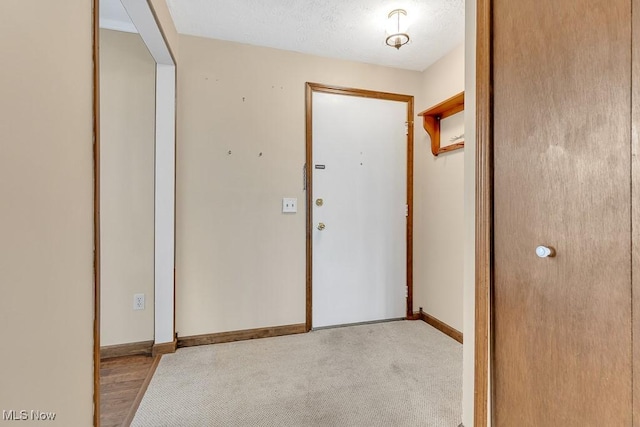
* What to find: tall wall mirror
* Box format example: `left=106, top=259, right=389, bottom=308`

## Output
left=98, top=0, right=175, bottom=424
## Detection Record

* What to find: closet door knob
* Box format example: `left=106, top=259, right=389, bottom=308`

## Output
left=536, top=246, right=555, bottom=258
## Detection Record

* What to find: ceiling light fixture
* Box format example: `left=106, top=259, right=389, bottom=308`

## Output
left=385, top=9, right=410, bottom=50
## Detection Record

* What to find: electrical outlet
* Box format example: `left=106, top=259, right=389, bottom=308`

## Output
left=133, top=293, right=145, bottom=310
left=282, top=198, right=297, bottom=213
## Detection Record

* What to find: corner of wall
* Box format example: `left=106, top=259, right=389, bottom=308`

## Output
left=413, top=43, right=466, bottom=333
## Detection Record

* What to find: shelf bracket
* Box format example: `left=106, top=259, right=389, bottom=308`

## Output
left=418, top=91, right=465, bottom=156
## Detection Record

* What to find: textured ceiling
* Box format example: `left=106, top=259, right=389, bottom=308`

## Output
left=166, top=0, right=465, bottom=71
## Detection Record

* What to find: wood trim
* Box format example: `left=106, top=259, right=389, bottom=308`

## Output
left=305, top=82, right=415, bottom=327
left=417, top=92, right=465, bottom=156
left=435, top=141, right=465, bottom=156
left=406, top=92, right=415, bottom=319
left=405, top=313, right=421, bottom=321
left=305, top=83, right=313, bottom=332
left=177, top=324, right=307, bottom=348
left=475, top=0, right=492, bottom=425
left=418, top=309, right=463, bottom=343
left=92, top=0, right=101, bottom=425
left=152, top=338, right=177, bottom=356
left=121, top=355, right=161, bottom=427
left=633, top=0, right=639, bottom=422
left=100, top=340, right=154, bottom=360
left=306, top=83, right=414, bottom=103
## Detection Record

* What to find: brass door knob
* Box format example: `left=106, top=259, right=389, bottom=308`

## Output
left=316, top=198, right=324, bottom=206
left=317, top=223, right=326, bottom=231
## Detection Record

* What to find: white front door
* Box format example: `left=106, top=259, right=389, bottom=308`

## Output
left=311, top=91, right=407, bottom=328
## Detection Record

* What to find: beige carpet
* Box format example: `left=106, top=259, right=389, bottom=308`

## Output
left=132, top=320, right=462, bottom=426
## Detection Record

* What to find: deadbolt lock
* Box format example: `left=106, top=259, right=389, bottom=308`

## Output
left=317, top=222, right=326, bottom=231
left=316, top=198, right=324, bottom=206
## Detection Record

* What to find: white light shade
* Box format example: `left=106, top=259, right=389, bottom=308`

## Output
left=385, top=9, right=410, bottom=49
left=386, top=9, right=409, bottom=35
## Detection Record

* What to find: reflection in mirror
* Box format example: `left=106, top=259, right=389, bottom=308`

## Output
left=99, top=1, right=157, bottom=425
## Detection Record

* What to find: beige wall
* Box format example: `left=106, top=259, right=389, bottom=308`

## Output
left=414, top=44, right=466, bottom=332
left=0, top=1, right=94, bottom=425
left=175, top=35, right=426, bottom=336
left=99, top=29, right=156, bottom=346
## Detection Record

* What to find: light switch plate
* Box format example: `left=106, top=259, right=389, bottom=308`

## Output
left=282, top=198, right=297, bottom=213
left=134, top=293, right=145, bottom=310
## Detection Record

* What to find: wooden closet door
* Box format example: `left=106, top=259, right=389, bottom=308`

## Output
left=492, top=0, right=632, bottom=425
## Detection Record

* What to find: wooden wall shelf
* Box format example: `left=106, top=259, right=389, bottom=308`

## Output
left=418, top=91, right=465, bottom=156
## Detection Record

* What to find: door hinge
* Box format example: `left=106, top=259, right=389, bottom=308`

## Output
left=405, top=286, right=408, bottom=298
left=303, top=164, right=307, bottom=191
left=405, top=204, right=409, bottom=217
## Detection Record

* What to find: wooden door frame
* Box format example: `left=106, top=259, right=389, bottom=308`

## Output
left=474, top=0, right=492, bottom=425
left=304, top=83, right=415, bottom=331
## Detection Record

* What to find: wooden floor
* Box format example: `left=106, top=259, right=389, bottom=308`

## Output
left=100, top=355, right=160, bottom=427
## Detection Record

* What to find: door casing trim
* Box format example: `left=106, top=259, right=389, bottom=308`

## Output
left=475, top=0, right=492, bottom=424
left=304, top=82, right=415, bottom=331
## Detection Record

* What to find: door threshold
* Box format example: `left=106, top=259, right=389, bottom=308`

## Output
left=311, top=317, right=406, bottom=331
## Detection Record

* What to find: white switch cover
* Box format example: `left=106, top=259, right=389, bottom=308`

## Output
left=282, top=198, right=297, bottom=213
left=134, top=293, right=145, bottom=310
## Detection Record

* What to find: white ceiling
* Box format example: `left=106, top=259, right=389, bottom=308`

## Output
left=99, top=0, right=465, bottom=71
left=165, top=0, right=465, bottom=72
left=100, top=0, right=137, bottom=33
